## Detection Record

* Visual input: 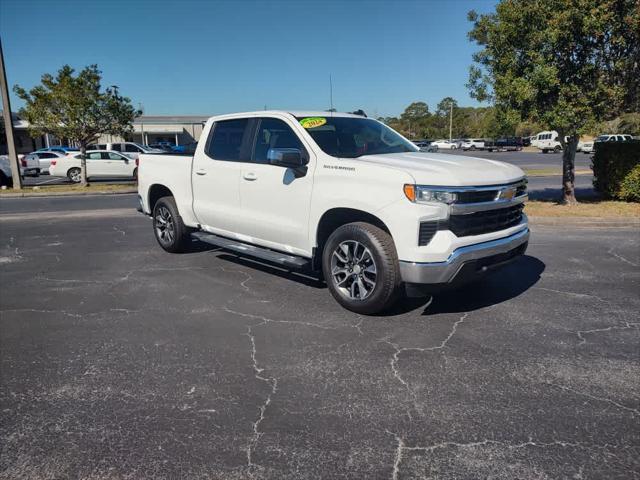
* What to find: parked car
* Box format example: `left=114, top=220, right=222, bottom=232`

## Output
left=522, top=137, right=532, bottom=147
left=0, top=154, right=41, bottom=186
left=87, top=142, right=163, bottom=160
left=532, top=131, right=562, bottom=153
left=581, top=141, right=594, bottom=153
left=49, top=150, right=137, bottom=183
left=24, top=150, right=65, bottom=174
left=487, top=137, right=523, bottom=152
left=595, top=134, right=633, bottom=143
left=430, top=139, right=458, bottom=150
left=36, top=146, right=79, bottom=154
left=461, top=139, right=485, bottom=150
left=138, top=110, right=528, bottom=314
left=412, top=140, right=438, bottom=152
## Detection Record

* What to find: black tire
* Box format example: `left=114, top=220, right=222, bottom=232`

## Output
left=67, top=167, right=81, bottom=183
left=322, top=222, right=401, bottom=315
left=152, top=196, right=190, bottom=253
left=542, top=149, right=548, bottom=154
left=469, top=145, right=476, bottom=151
left=554, top=145, right=562, bottom=153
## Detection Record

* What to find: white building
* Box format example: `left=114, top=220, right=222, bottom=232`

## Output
left=1, top=112, right=210, bottom=154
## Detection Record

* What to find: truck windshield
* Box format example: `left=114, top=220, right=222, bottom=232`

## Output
left=295, top=116, right=418, bottom=158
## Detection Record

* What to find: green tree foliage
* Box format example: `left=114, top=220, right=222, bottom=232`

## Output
left=467, top=0, right=640, bottom=203
left=14, top=65, right=140, bottom=186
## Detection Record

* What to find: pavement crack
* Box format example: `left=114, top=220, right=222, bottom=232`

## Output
left=244, top=318, right=278, bottom=468
left=533, top=286, right=608, bottom=303
left=607, top=248, right=638, bottom=267
left=381, top=312, right=471, bottom=420
left=547, top=381, right=639, bottom=416
left=576, top=322, right=640, bottom=345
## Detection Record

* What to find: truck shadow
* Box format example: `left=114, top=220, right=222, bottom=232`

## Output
left=413, top=255, right=545, bottom=316
left=188, top=240, right=545, bottom=314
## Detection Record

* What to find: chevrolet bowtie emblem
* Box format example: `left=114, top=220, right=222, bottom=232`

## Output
left=499, top=188, right=516, bottom=200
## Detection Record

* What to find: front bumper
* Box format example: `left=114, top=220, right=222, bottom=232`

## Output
left=399, top=228, right=529, bottom=284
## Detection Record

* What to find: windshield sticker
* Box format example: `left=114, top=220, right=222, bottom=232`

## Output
left=300, top=117, right=327, bottom=129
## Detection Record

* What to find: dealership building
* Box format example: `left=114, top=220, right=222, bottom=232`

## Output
left=1, top=112, right=209, bottom=154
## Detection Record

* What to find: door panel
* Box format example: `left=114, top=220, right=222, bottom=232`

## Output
left=105, top=152, right=134, bottom=177
left=85, top=152, right=107, bottom=176
left=192, top=118, right=253, bottom=235
left=237, top=117, right=313, bottom=256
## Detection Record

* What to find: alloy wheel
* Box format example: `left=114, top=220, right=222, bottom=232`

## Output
left=330, top=240, right=377, bottom=300
left=155, top=206, right=175, bottom=244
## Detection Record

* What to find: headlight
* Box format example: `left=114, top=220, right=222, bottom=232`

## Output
left=403, top=184, right=457, bottom=204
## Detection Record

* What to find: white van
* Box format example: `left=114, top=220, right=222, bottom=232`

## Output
left=87, top=142, right=162, bottom=160
left=533, top=131, right=563, bottom=153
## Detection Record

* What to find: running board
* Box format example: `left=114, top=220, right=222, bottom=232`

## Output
left=191, top=231, right=310, bottom=269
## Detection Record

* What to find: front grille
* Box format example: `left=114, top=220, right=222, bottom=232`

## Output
left=418, top=221, right=438, bottom=246
left=456, top=190, right=498, bottom=203
left=447, top=204, right=524, bottom=237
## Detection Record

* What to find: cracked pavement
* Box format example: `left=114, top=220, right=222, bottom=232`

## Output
left=1, top=195, right=639, bottom=479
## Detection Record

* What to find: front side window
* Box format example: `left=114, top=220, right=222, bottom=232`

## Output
left=253, top=118, right=305, bottom=164
left=207, top=118, right=251, bottom=161
left=296, top=116, right=418, bottom=158
left=107, top=152, right=125, bottom=160
left=87, top=152, right=103, bottom=160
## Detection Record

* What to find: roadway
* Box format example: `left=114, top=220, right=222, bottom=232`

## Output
left=0, top=194, right=638, bottom=479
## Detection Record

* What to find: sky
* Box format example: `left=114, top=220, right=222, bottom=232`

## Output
left=0, top=0, right=496, bottom=118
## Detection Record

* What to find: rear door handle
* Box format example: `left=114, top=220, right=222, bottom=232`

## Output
left=195, top=169, right=207, bottom=176
left=243, top=172, right=257, bottom=181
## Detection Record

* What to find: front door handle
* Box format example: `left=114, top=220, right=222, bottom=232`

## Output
left=243, top=172, right=257, bottom=181
left=195, top=169, right=207, bottom=176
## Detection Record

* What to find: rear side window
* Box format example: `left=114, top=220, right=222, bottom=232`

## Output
left=207, top=119, right=251, bottom=161
left=111, top=144, right=123, bottom=151
left=124, top=144, right=141, bottom=152
left=253, top=118, right=305, bottom=164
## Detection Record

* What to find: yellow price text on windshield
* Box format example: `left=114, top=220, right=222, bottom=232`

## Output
left=300, top=117, right=327, bottom=129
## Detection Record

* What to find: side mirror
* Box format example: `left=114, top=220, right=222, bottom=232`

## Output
left=267, top=148, right=307, bottom=168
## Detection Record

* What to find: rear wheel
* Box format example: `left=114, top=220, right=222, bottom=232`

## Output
left=152, top=196, right=190, bottom=253
left=67, top=167, right=81, bottom=183
left=322, top=222, right=401, bottom=315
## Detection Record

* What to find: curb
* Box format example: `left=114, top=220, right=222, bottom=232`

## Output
left=528, top=216, right=640, bottom=228
left=0, top=189, right=137, bottom=198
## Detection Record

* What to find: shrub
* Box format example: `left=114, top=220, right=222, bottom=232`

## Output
left=592, top=141, right=640, bottom=201
left=619, top=165, right=640, bottom=202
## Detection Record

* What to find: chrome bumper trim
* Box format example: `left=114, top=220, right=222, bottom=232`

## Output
left=399, top=228, right=530, bottom=284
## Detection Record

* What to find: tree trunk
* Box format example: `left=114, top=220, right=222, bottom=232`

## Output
left=79, top=142, right=89, bottom=187
left=560, top=133, right=578, bottom=205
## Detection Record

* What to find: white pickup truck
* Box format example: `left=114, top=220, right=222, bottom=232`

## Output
left=138, top=111, right=529, bottom=314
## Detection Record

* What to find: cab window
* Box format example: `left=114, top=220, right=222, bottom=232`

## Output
left=206, top=118, right=252, bottom=161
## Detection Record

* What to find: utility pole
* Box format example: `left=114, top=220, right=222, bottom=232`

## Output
left=0, top=37, right=21, bottom=190
left=449, top=101, right=453, bottom=143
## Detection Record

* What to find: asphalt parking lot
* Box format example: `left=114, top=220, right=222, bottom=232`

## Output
left=1, top=195, right=638, bottom=479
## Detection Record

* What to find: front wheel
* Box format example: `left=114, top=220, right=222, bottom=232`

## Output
left=67, top=167, right=81, bottom=183
left=554, top=145, right=562, bottom=153
left=322, top=222, right=401, bottom=315
left=152, top=196, right=190, bottom=253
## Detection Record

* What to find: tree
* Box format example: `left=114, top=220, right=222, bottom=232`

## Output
left=467, top=0, right=639, bottom=204
left=435, top=97, right=458, bottom=117
left=14, top=65, right=140, bottom=186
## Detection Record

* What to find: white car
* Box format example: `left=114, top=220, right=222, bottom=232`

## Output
left=532, top=131, right=562, bottom=153
left=430, top=139, right=458, bottom=150
left=138, top=110, right=528, bottom=314
left=49, top=150, right=138, bottom=183
left=595, top=134, right=633, bottom=143
left=0, top=154, right=40, bottom=186
left=23, top=151, right=65, bottom=174
left=461, top=139, right=485, bottom=151
left=87, top=142, right=163, bottom=160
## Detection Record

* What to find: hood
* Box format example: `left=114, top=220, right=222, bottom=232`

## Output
left=355, top=151, right=525, bottom=186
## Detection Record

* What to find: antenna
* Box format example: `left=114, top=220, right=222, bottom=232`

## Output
left=329, top=74, right=333, bottom=112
